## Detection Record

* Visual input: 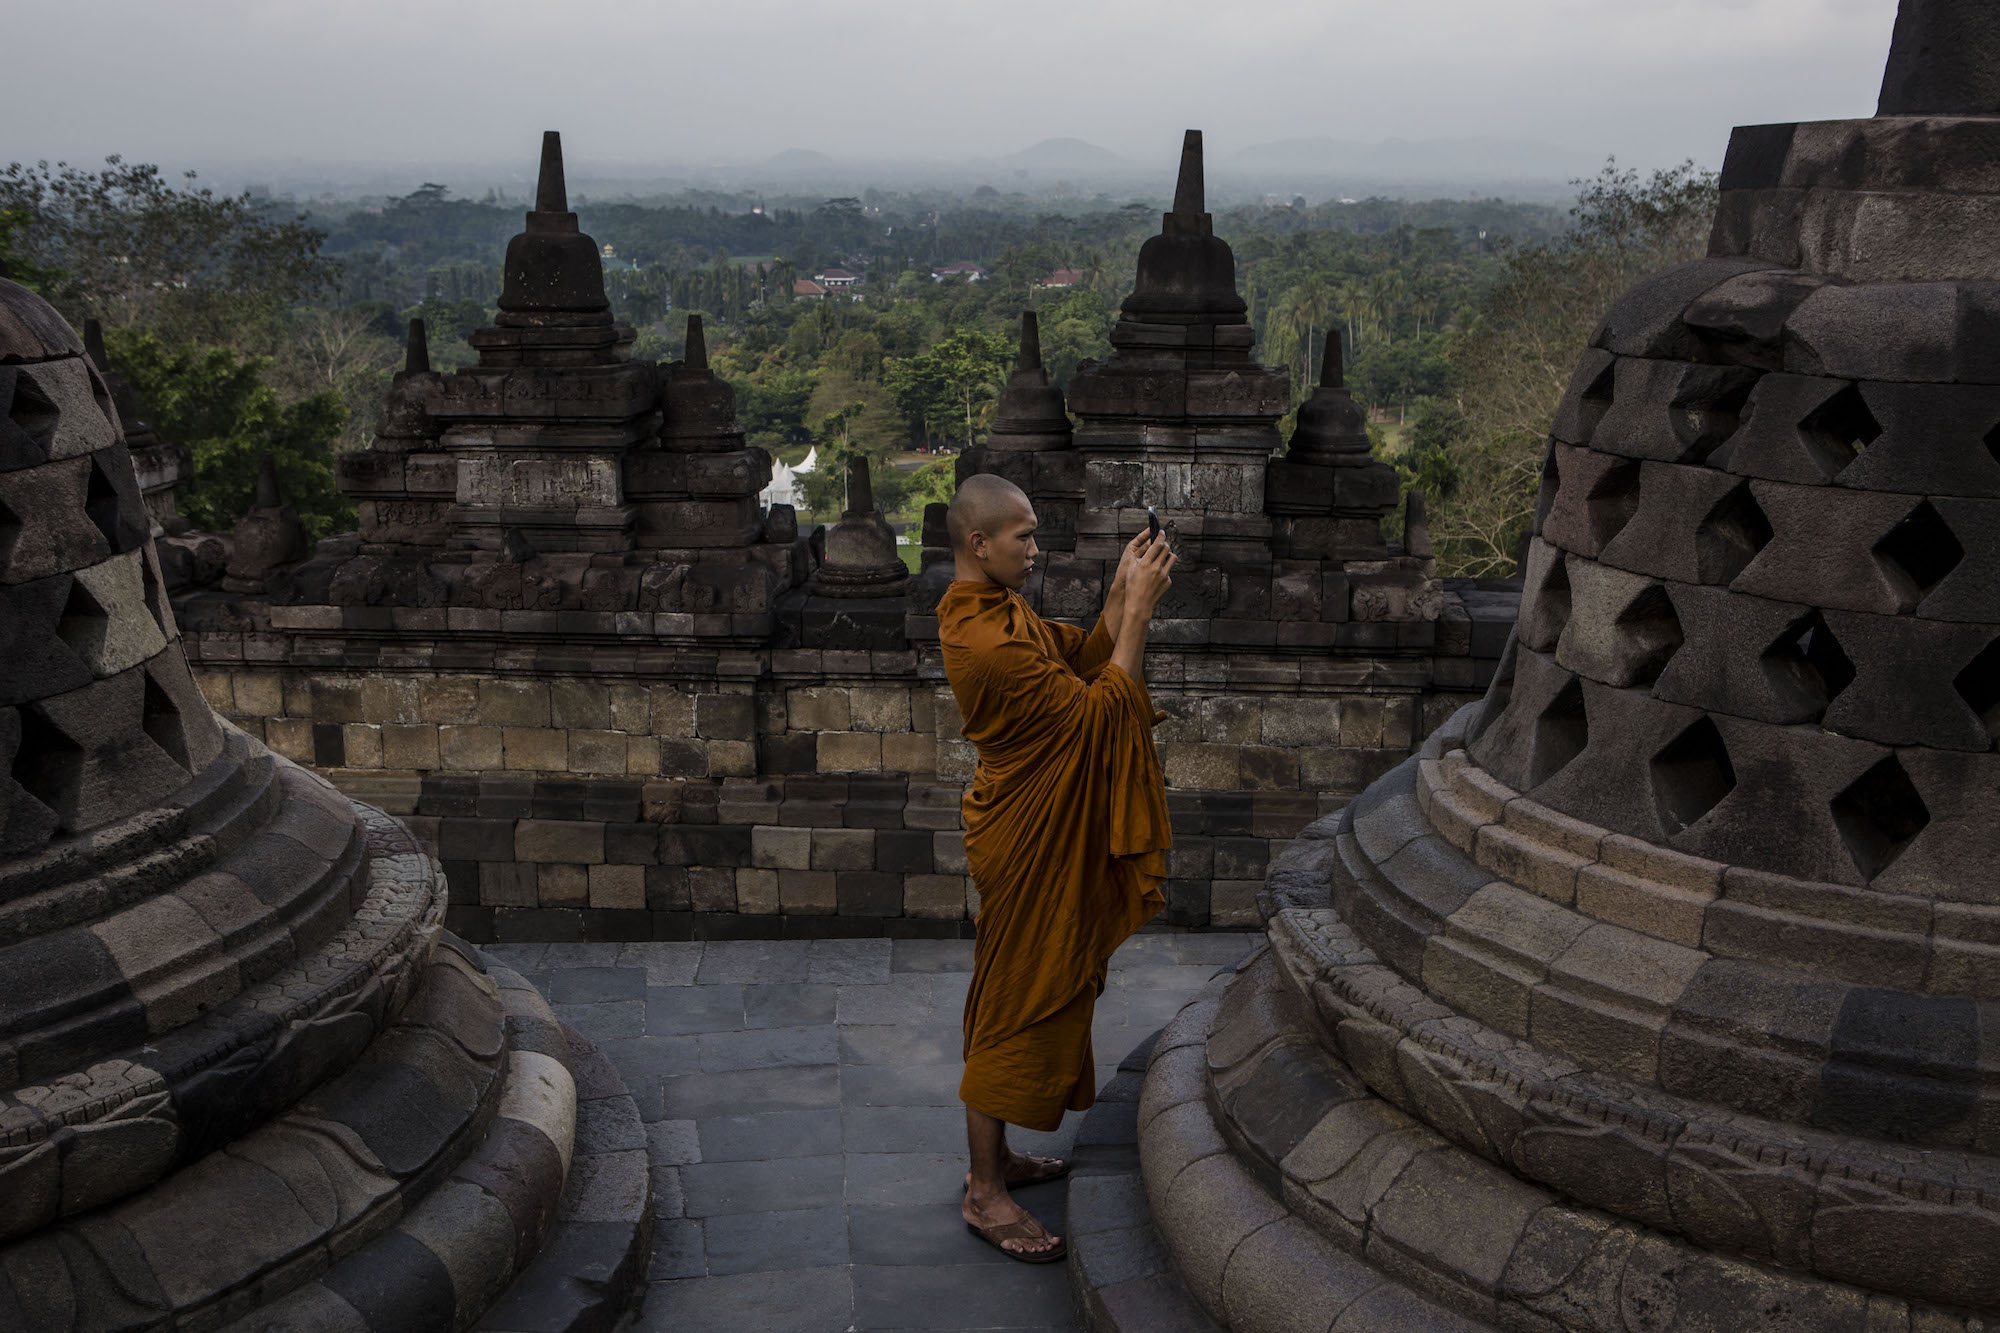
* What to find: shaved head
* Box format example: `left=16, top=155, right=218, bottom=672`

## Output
left=949, top=472, right=1040, bottom=590
left=948, top=473, right=1031, bottom=553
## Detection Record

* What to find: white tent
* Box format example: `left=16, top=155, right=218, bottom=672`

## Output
left=761, top=445, right=816, bottom=510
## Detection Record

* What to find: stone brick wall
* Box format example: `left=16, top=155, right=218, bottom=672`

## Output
left=183, top=607, right=1507, bottom=942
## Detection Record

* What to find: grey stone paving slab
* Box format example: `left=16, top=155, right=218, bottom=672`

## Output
left=482, top=942, right=548, bottom=973
left=844, top=1061, right=966, bottom=1108
left=549, top=965, right=647, bottom=1003
left=1170, top=934, right=1261, bottom=967
left=554, top=1000, right=645, bottom=1042
left=699, top=1109, right=844, bottom=1163
left=849, top=1203, right=1012, bottom=1267
left=617, top=941, right=703, bottom=986
left=596, top=1034, right=699, bottom=1083
left=845, top=1151, right=967, bottom=1207
left=809, top=937, right=895, bottom=984
left=893, top=939, right=975, bottom=972
left=697, top=1023, right=839, bottom=1073
left=543, top=942, right=622, bottom=969
left=851, top=1262, right=1080, bottom=1328
left=744, top=981, right=837, bottom=1029
left=650, top=1163, right=685, bottom=1219
left=588, top=930, right=1256, bottom=1332
left=646, top=1217, right=703, bottom=1281
left=930, top=971, right=975, bottom=1012
left=683, top=1154, right=846, bottom=1216
left=659, top=1064, right=842, bottom=1119
left=704, top=1206, right=850, bottom=1276
left=646, top=982, right=744, bottom=1035
left=838, top=973, right=937, bottom=1025
left=843, top=1104, right=969, bottom=1155
left=695, top=939, right=813, bottom=984
left=633, top=1263, right=855, bottom=1333
left=646, top=1119, right=700, bottom=1165
left=839, top=1023, right=964, bottom=1067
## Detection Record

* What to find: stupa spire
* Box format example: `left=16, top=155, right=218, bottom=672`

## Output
left=685, top=314, right=708, bottom=370
left=1877, top=0, right=2000, bottom=115
left=536, top=130, right=569, bottom=214
left=84, top=317, right=108, bottom=370
left=1172, top=130, right=1205, bottom=215
left=403, top=317, right=430, bottom=375
left=1319, top=329, right=1344, bottom=389
left=1017, top=310, right=1042, bottom=372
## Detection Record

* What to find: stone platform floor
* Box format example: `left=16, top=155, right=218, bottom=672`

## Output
left=486, top=931, right=1259, bottom=1333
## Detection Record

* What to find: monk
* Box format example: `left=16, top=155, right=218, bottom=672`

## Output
left=939, top=472, right=1176, bottom=1263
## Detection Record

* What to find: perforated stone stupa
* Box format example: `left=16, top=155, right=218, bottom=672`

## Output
left=0, top=282, right=646, bottom=1331
left=1116, top=2, right=2000, bottom=1328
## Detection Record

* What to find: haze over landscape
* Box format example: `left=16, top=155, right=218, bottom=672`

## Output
left=7, top=0, right=1899, bottom=201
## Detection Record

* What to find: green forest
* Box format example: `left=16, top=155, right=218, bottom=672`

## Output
left=0, top=155, right=1714, bottom=574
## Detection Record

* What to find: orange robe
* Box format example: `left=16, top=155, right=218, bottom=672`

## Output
left=938, top=579, right=1170, bottom=1132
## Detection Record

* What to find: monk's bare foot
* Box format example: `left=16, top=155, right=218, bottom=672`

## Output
left=962, top=1152, right=1071, bottom=1193
left=962, top=1187, right=1063, bottom=1258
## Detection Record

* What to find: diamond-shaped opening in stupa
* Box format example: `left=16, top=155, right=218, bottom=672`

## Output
left=10, top=704, right=85, bottom=829
left=1873, top=499, right=1964, bottom=605
left=1611, top=581, right=1684, bottom=687
left=1760, top=609, right=1857, bottom=720
left=142, top=667, right=190, bottom=770
left=1650, top=715, right=1736, bottom=838
left=1953, top=635, right=2000, bottom=743
left=54, top=575, right=110, bottom=666
left=1694, top=481, right=1773, bottom=585
left=1525, top=674, right=1588, bottom=788
left=84, top=455, right=129, bottom=553
left=1830, top=755, right=1930, bottom=882
left=1799, top=382, right=1882, bottom=481
left=1583, top=457, right=1643, bottom=550
left=5, top=367, right=60, bottom=445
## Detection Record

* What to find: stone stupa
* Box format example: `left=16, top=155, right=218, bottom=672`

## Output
left=0, top=282, right=647, bottom=1330
left=1107, top=2, right=2000, bottom=1328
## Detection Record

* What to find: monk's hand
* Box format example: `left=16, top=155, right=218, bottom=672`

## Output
left=1152, top=708, right=1169, bottom=726
left=1125, top=532, right=1176, bottom=616
left=1110, top=528, right=1153, bottom=593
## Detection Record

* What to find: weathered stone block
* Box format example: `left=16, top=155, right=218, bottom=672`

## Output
left=880, top=733, right=934, bottom=773
left=1166, top=743, right=1241, bottom=790
left=381, top=724, right=440, bottom=771
left=341, top=723, right=384, bottom=768
left=705, top=740, right=756, bottom=777
left=818, top=732, right=883, bottom=772
left=589, top=863, right=645, bottom=909
left=812, top=828, right=876, bottom=871
left=752, top=825, right=812, bottom=870
left=550, top=680, right=610, bottom=730
left=789, top=687, right=852, bottom=732
left=779, top=869, right=837, bottom=914
left=480, top=680, right=550, bottom=727
left=734, top=867, right=779, bottom=914
left=905, top=874, right=968, bottom=919
left=440, top=725, right=503, bottom=770
left=503, top=727, right=568, bottom=771
left=696, top=692, right=755, bottom=741
left=539, top=863, right=588, bottom=906
left=649, top=686, right=695, bottom=736
left=517, top=820, right=605, bottom=864
left=689, top=866, right=736, bottom=912
left=849, top=686, right=911, bottom=733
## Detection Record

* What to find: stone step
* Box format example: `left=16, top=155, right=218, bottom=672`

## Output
left=1193, top=934, right=1998, bottom=1329
left=1136, top=965, right=1497, bottom=1332
left=1065, top=1027, right=1220, bottom=1333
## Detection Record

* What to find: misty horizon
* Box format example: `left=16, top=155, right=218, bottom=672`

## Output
left=6, top=0, right=1900, bottom=203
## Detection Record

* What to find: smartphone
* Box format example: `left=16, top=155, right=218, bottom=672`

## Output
left=1147, top=507, right=1161, bottom=542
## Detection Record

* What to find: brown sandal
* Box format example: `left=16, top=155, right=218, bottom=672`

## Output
left=964, top=1213, right=1068, bottom=1264
left=1008, top=1154, right=1072, bottom=1187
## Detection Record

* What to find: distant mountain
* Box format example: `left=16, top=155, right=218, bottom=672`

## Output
left=764, top=148, right=836, bottom=168
left=1226, top=136, right=1598, bottom=183
left=1001, top=138, right=1125, bottom=171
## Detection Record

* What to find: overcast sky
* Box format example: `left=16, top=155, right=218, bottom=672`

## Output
left=4, top=0, right=1900, bottom=183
